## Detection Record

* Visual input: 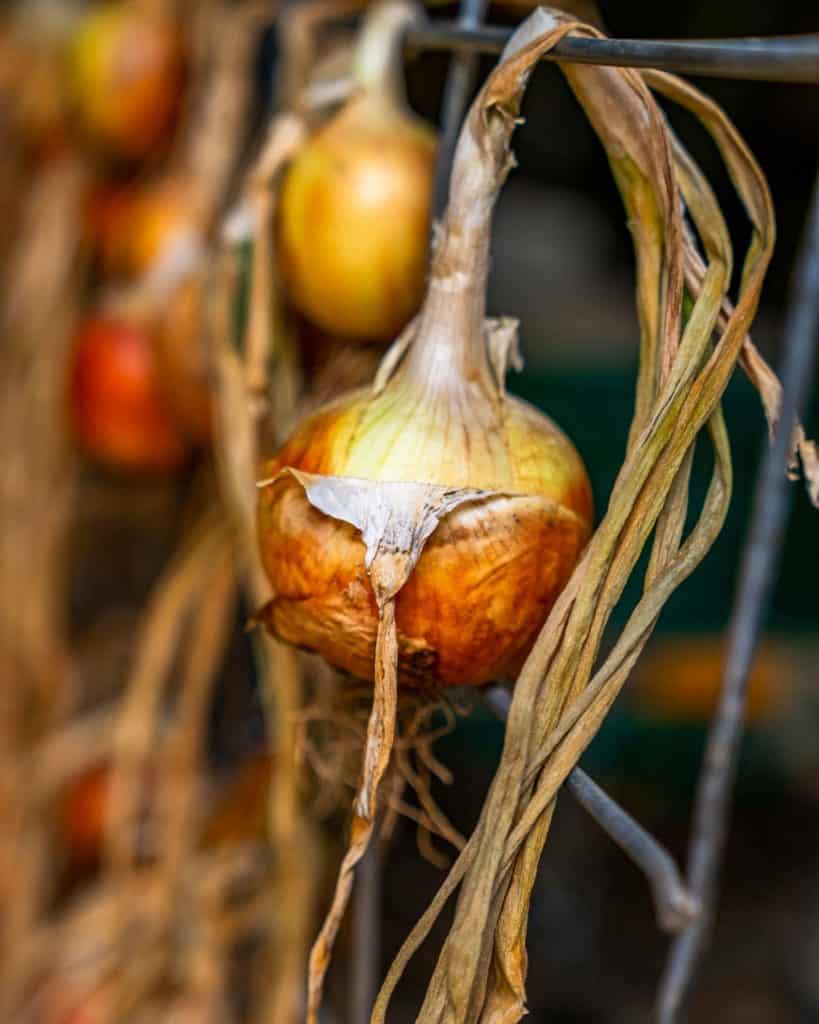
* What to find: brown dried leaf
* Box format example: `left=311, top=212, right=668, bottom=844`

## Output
left=273, top=469, right=504, bottom=1020
left=282, top=471, right=492, bottom=602
left=372, top=8, right=779, bottom=1023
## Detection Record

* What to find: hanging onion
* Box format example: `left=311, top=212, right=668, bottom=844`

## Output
left=69, top=313, right=190, bottom=473
left=68, top=3, right=185, bottom=161
left=257, top=330, right=592, bottom=686
left=256, top=6, right=592, bottom=1014
left=84, top=176, right=196, bottom=280
left=276, top=1, right=437, bottom=342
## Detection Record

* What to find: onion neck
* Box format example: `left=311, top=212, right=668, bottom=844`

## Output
left=398, top=91, right=515, bottom=397
left=352, top=0, right=417, bottom=107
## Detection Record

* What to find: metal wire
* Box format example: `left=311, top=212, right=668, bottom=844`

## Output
left=657, top=166, right=819, bottom=1023
left=483, top=686, right=696, bottom=934
left=406, top=24, right=819, bottom=83
left=431, top=0, right=489, bottom=217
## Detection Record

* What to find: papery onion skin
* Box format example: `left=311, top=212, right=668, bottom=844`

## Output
left=70, top=315, right=190, bottom=473
left=257, top=391, right=592, bottom=688
left=277, top=93, right=436, bottom=343
left=68, top=5, right=185, bottom=161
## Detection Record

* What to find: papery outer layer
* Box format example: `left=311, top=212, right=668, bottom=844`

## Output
left=257, top=470, right=590, bottom=688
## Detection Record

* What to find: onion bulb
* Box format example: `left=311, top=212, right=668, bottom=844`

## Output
left=633, top=635, right=791, bottom=726
left=68, top=3, right=185, bottom=161
left=258, top=10, right=592, bottom=1014
left=84, top=176, right=195, bottom=280
left=276, top=1, right=437, bottom=342
left=260, top=148, right=592, bottom=687
left=70, top=313, right=190, bottom=473
left=58, top=762, right=111, bottom=871
left=258, top=356, right=592, bottom=686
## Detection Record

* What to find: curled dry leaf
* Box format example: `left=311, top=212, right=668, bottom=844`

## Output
left=208, top=107, right=314, bottom=1024
left=361, top=8, right=802, bottom=1023
left=671, top=104, right=818, bottom=508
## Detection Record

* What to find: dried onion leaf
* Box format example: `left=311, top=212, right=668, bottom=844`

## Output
left=370, top=8, right=785, bottom=1022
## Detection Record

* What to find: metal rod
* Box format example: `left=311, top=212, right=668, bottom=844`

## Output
left=406, top=24, right=819, bottom=84
left=431, top=0, right=489, bottom=218
left=349, top=836, right=382, bottom=1024
left=484, top=686, right=696, bottom=933
left=657, top=166, right=819, bottom=1023
left=566, top=769, right=698, bottom=933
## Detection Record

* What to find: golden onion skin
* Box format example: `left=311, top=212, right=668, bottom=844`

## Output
left=257, top=390, right=592, bottom=688
left=277, top=94, right=436, bottom=343
left=69, top=5, right=185, bottom=161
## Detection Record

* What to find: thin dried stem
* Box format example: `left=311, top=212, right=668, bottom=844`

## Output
left=307, top=597, right=398, bottom=1024
left=150, top=538, right=237, bottom=957
left=0, top=152, right=87, bottom=1016
left=657, top=164, right=819, bottom=1023
left=371, top=7, right=780, bottom=1019
left=211, top=102, right=314, bottom=1024
left=100, top=514, right=229, bottom=1024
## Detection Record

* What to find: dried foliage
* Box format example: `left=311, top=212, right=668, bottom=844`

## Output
left=0, top=150, right=88, bottom=1020
left=0, top=4, right=290, bottom=1020
left=363, top=9, right=813, bottom=1021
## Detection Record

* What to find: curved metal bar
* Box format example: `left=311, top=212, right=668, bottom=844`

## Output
left=657, top=165, right=819, bottom=1023
left=483, top=686, right=697, bottom=934
left=431, top=0, right=490, bottom=218
left=406, top=24, right=819, bottom=83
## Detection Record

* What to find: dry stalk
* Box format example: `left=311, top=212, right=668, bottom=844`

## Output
left=146, top=535, right=238, bottom=1002
left=276, top=0, right=368, bottom=115
left=0, top=151, right=88, bottom=1017
left=76, top=13, right=268, bottom=1012
left=176, top=0, right=263, bottom=232
left=99, top=514, right=231, bottom=1021
left=366, top=10, right=813, bottom=1021
left=210, top=105, right=315, bottom=1024
left=209, top=25, right=411, bottom=1002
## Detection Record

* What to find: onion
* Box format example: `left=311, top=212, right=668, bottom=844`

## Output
left=84, top=176, right=195, bottom=280
left=633, top=635, right=791, bottom=726
left=259, top=131, right=592, bottom=688
left=68, top=3, right=185, bottom=161
left=276, top=1, right=437, bottom=342
left=69, top=313, right=190, bottom=473
left=258, top=364, right=592, bottom=687
left=152, top=275, right=213, bottom=445
left=256, top=8, right=592, bottom=1013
